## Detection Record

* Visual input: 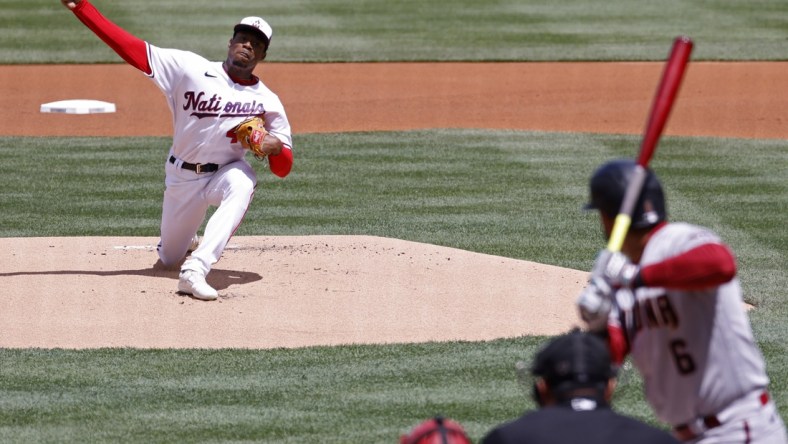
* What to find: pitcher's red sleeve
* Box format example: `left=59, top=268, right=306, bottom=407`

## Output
left=640, top=243, right=736, bottom=290
left=72, top=0, right=150, bottom=74
left=268, top=146, right=293, bottom=178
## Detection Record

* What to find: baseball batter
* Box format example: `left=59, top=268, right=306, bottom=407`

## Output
left=577, top=159, right=787, bottom=443
left=61, top=0, right=293, bottom=300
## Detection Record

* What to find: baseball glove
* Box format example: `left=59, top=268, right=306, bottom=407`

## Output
left=233, top=116, right=268, bottom=159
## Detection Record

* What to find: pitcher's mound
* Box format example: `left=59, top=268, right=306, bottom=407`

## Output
left=0, top=236, right=586, bottom=349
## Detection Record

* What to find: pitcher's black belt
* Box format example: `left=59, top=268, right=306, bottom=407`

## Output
left=169, top=156, right=219, bottom=173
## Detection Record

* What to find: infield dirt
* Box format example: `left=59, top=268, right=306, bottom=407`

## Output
left=0, top=62, right=784, bottom=348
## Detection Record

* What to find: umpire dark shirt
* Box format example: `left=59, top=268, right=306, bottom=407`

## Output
left=481, top=400, right=679, bottom=444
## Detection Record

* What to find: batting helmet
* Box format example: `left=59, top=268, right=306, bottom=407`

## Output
left=584, top=158, right=667, bottom=229
left=400, top=416, right=473, bottom=444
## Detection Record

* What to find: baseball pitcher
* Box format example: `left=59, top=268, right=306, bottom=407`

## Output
left=61, top=0, right=294, bottom=300
left=577, top=159, right=787, bottom=443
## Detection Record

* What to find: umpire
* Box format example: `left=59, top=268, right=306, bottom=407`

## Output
left=481, top=329, right=679, bottom=444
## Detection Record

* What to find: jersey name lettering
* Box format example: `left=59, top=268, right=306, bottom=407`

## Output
left=183, top=91, right=222, bottom=112
left=183, top=90, right=266, bottom=118
left=633, top=294, right=679, bottom=332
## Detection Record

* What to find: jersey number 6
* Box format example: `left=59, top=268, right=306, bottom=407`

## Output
left=669, top=339, right=696, bottom=375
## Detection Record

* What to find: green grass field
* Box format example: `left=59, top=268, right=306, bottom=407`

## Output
left=1, top=0, right=786, bottom=442
left=1, top=132, right=786, bottom=442
left=4, top=0, right=788, bottom=62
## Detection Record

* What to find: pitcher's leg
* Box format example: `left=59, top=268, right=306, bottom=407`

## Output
left=158, top=165, right=211, bottom=267
left=181, top=160, right=257, bottom=276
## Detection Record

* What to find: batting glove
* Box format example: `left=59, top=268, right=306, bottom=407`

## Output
left=602, top=251, right=641, bottom=289
left=590, top=250, right=640, bottom=289
left=576, top=276, right=615, bottom=332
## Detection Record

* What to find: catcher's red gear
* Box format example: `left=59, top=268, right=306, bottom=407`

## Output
left=400, top=416, right=472, bottom=444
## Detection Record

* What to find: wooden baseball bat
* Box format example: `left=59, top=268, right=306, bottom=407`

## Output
left=605, top=36, right=693, bottom=253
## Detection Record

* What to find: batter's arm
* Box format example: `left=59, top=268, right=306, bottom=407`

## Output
left=640, top=243, right=736, bottom=290
left=606, top=323, right=630, bottom=366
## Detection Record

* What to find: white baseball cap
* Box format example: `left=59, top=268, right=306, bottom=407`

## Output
left=234, top=17, right=273, bottom=48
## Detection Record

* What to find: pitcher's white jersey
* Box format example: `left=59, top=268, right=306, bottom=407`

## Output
left=622, top=222, right=769, bottom=426
left=146, top=45, right=292, bottom=165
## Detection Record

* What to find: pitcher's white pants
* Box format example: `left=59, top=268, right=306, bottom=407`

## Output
left=157, top=157, right=256, bottom=276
